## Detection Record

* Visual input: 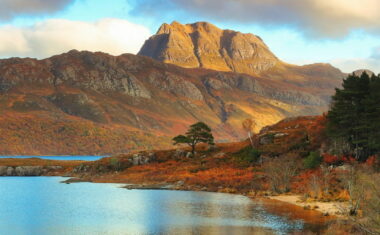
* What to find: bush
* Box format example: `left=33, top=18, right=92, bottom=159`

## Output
left=233, top=146, right=261, bottom=166
left=263, top=154, right=301, bottom=193
left=109, top=157, right=122, bottom=171
left=304, top=152, right=322, bottom=169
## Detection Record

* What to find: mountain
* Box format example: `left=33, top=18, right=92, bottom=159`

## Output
left=138, top=22, right=344, bottom=80
left=0, top=22, right=345, bottom=155
left=352, top=69, right=375, bottom=76
left=139, top=21, right=279, bottom=74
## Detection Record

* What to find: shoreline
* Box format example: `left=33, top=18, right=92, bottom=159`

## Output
left=268, top=195, right=347, bottom=218
left=65, top=178, right=344, bottom=224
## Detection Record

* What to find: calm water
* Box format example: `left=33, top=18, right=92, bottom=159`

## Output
left=0, top=156, right=104, bottom=161
left=0, top=177, right=321, bottom=235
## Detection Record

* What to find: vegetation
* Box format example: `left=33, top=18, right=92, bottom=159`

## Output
left=173, top=122, right=214, bottom=156
left=233, top=146, right=261, bottom=166
left=327, top=72, right=380, bottom=161
left=242, top=118, right=255, bottom=147
left=303, top=151, right=322, bottom=169
left=263, top=154, right=301, bottom=193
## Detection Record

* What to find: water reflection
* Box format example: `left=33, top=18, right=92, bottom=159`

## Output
left=0, top=177, right=318, bottom=235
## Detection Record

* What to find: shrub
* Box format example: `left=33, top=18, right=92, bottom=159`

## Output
left=109, top=157, right=122, bottom=171
left=322, top=153, right=340, bottom=165
left=304, top=152, right=322, bottom=169
left=263, top=154, right=300, bottom=193
left=233, top=146, right=261, bottom=166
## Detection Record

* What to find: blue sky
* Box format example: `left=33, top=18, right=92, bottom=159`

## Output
left=0, top=0, right=379, bottom=73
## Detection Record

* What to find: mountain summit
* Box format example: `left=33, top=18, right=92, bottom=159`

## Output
left=138, top=21, right=279, bottom=75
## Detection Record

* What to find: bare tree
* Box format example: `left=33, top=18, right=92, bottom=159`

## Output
left=263, top=154, right=300, bottom=193
left=242, top=118, right=255, bottom=147
left=336, top=163, right=380, bottom=234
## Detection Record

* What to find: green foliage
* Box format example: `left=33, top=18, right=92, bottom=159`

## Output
left=303, top=151, right=322, bottom=169
left=173, top=122, right=214, bottom=155
left=233, top=146, right=261, bottom=166
left=109, top=158, right=121, bottom=171
left=327, top=72, right=380, bottom=161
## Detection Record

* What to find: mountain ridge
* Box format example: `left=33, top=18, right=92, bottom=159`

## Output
left=0, top=21, right=347, bottom=155
left=0, top=49, right=339, bottom=154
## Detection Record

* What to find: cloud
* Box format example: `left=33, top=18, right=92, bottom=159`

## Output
left=371, top=47, right=380, bottom=59
left=131, top=0, right=380, bottom=37
left=0, top=18, right=151, bottom=59
left=0, top=0, right=74, bottom=21
left=332, top=57, right=380, bottom=74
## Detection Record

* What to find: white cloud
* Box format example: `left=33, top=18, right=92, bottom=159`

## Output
left=132, top=0, right=380, bottom=37
left=0, top=18, right=151, bottom=59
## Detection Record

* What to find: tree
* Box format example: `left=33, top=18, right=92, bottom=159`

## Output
left=242, top=118, right=255, bottom=147
left=263, top=154, right=300, bottom=193
left=303, top=151, right=322, bottom=169
left=173, top=122, right=214, bottom=156
left=327, top=72, right=380, bottom=161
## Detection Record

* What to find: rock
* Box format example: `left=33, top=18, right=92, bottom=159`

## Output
left=214, top=152, right=225, bottom=158
left=138, top=21, right=279, bottom=74
left=15, top=166, right=43, bottom=176
left=46, top=166, right=63, bottom=171
left=336, top=164, right=353, bottom=171
left=130, top=153, right=153, bottom=166
left=176, top=180, right=184, bottom=186
left=174, top=149, right=186, bottom=158
left=132, top=154, right=140, bottom=166
left=147, top=152, right=156, bottom=161
left=274, top=133, right=288, bottom=138
left=259, top=134, right=274, bottom=145
left=6, top=167, right=14, bottom=176
left=0, top=166, right=7, bottom=176
left=186, top=152, right=193, bottom=158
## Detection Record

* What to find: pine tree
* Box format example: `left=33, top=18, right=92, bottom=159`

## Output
left=367, top=75, right=380, bottom=152
left=173, top=122, right=214, bottom=156
left=327, top=72, right=379, bottom=161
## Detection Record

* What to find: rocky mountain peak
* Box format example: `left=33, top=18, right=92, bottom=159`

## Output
left=138, top=21, right=279, bottom=74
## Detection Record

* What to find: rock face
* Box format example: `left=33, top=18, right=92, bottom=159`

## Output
left=139, top=21, right=279, bottom=74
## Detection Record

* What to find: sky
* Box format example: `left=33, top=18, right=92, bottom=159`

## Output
left=0, top=0, right=379, bottom=73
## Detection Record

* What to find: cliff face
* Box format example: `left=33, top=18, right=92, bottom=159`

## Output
left=0, top=49, right=339, bottom=155
left=139, top=22, right=345, bottom=87
left=139, top=21, right=279, bottom=74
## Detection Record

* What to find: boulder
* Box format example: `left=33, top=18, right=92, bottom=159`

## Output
left=15, top=166, right=43, bottom=176
left=259, top=135, right=274, bottom=145
left=0, top=166, right=7, bottom=176
left=174, top=149, right=186, bottom=158
left=6, top=167, right=14, bottom=176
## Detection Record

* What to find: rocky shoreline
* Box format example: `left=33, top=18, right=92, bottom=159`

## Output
left=0, top=165, right=63, bottom=176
